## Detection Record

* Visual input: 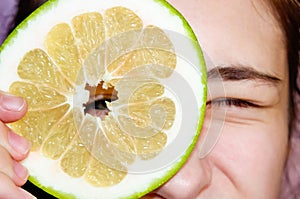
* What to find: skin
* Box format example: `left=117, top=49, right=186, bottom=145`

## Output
left=0, top=0, right=290, bottom=198
left=0, top=92, right=35, bottom=199
left=142, top=0, right=289, bottom=198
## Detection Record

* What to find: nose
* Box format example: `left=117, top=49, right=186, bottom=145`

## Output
left=151, top=146, right=212, bottom=199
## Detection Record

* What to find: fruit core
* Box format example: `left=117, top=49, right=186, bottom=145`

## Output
left=84, top=82, right=118, bottom=119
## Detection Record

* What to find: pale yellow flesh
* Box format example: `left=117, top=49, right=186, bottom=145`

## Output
left=9, top=6, right=176, bottom=187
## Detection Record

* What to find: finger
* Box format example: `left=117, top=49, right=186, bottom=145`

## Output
left=0, top=91, right=27, bottom=123
left=0, top=172, right=36, bottom=199
left=0, top=122, right=31, bottom=161
left=0, top=146, right=29, bottom=186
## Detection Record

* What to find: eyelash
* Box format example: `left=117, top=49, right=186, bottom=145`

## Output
left=207, top=98, right=260, bottom=108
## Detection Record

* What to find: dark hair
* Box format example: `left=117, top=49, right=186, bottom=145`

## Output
left=267, top=0, right=300, bottom=128
left=267, top=1, right=300, bottom=198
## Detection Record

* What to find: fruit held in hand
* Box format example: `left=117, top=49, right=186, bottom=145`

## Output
left=0, top=0, right=206, bottom=198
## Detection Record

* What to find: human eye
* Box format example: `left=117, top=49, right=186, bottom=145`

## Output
left=207, top=98, right=261, bottom=108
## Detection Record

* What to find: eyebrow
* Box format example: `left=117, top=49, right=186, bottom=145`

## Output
left=207, top=65, right=281, bottom=85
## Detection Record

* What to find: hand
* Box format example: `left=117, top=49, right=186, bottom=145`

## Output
left=0, top=91, right=36, bottom=199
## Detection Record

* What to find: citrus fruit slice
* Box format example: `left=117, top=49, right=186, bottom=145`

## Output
left=0, top=0, right=207, bottom=198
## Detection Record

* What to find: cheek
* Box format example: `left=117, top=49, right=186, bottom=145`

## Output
left=209, top=123, right=288, bottom=196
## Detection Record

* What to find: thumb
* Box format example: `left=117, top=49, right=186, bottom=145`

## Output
left=0, top=91, right=28, bottom=123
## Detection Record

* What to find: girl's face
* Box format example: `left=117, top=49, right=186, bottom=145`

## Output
left=144, top=0, right=289, bottom=198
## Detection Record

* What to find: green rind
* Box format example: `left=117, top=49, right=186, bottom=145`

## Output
left=1, top=0, right=207, bottom=198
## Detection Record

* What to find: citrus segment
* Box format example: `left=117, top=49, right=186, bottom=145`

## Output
left=45, top=23, right=81, bottom=83
left=107, top=46, right=176, bottom=79
left=150, top=97, right=175, bottom=130
left=78, top=114, right=99, bottom=150
left=104, top=6, right=143, bottom=38
left=42, top=111, right=77, bottom=160
left=84, top=157, right=127, bottom=187
left=101, top=115, right=136, bottom=155
left=16, top=49, right=73, bottom=94
left=10, top=104, right=70, bottom=150
left=134, top=132, right=167, bottom=160
left=127, top=82, right=165, bottom=128
left=60, top=136, right=90, bottom=178
left=72, top=12, right=105, bottom=60
left=116, top=114, right=161, bottom=138
left=90, top=130, right=134, bottom=171
left=82, top=47, right=106, bottom=87
left=9, top=81, right=67, bottom=110
left=103, top=30, right=142, bottom=75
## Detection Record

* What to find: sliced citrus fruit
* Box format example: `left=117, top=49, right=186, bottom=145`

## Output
left=0, top=0, right=207, bottom=198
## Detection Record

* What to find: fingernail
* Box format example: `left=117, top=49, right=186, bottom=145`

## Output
left=14, top=161, right=29, bottom=182
left=0, top=93, right=25, bottom=112
left=19, top=188, right=37, bottom=199
left=8, top=131, right=31, bottom=155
